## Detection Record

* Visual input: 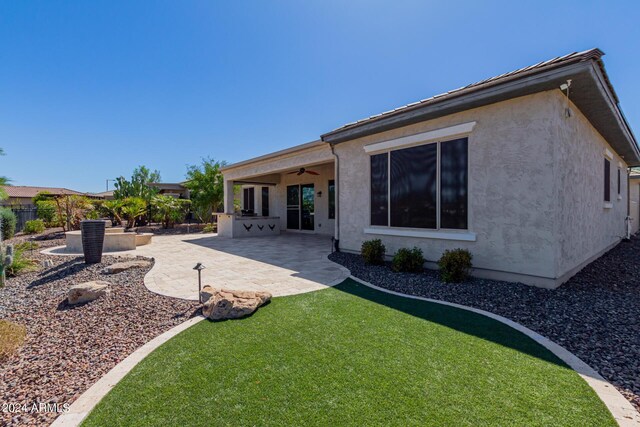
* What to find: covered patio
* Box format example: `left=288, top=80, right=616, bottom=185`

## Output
left=123, top=233, right=350, bottom=300
left=219, top=140, right=336, bottom=239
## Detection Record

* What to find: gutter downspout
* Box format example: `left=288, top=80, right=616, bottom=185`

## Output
left=626, top=167, right=632, bottom=240
left=330, top=143, right=340, bottom=252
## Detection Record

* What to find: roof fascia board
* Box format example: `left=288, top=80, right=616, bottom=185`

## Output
left=322, top=62, right=591, bottom=144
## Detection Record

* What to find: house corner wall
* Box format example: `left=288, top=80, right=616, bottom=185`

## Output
left=550, top=90, right=629, bottom=282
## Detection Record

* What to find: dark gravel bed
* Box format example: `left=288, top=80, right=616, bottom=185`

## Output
left=329, top=238, right=640, bottom=412
left=0, top=235, right=199, bottom=427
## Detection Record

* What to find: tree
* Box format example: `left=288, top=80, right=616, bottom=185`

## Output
left=113, top=165, right=161, bottom=203
left=151, top=195, right=191, bottom=229
left=0, top=148, right=10, bottom=200
left=184, top=158, right=227, bottom=223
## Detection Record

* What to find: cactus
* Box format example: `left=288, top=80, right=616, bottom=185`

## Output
left=0, top=243, right=12, bottom=287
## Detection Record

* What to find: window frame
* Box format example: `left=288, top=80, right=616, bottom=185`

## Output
left=368, top=136, right=470, bottom=233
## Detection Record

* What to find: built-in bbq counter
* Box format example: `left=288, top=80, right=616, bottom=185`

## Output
left=217, top=214, right=281, bottom=238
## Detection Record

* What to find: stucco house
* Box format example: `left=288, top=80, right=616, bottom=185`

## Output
left=220, top=48, right=639, bottom=288
left=0, top=185, right=95, bottom=208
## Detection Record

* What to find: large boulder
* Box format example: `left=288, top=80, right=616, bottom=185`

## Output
left=202, top=288, right=271, bottom=320
left=200, top=285, right=216, bottom=303
left=102, top=260, right=150, bottom=274
left=68, top=281, right=111, bottom=305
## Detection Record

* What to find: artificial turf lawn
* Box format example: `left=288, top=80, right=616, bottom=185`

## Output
left=82, top=279, right=615, bottom=427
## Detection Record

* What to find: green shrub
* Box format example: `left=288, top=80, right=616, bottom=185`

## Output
left=392, top=247, right=425, bottom=273
left=16, top=241, right=38, bottom=251
left=438, top=248, right=473, bottom=283
left=23, top=219, right=45, bottom=234
left=36, top=200, right=58, bottom=226
left=203, top=224, right=216, bottom=233
left=0, top=208, right=16, bottom=240
left=361, top=239, right=386, bottom=265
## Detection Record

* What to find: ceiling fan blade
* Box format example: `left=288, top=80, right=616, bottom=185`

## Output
left=306, top=170, right=320, bottom=175
left=297, top=171, right=304, bottom=176
left=287, top=171, right=298, bottom=174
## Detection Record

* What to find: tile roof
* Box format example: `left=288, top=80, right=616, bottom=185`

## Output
left=323, top=48, right=608, bottom=136
left=1, top=185, right=87, bottom=199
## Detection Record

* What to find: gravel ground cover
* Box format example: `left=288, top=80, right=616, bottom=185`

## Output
left=329, top=238, right=640, bottom=412
left=0, top=231, right=199, bottom=426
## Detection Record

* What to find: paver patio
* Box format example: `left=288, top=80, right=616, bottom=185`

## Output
left=117, top=233, right=349, bottom=300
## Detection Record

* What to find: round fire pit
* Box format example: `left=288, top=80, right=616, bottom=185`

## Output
left=81, top=220, right=106, bottom=264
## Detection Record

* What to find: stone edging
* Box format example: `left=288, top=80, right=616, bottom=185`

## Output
left=348, top=275, right=640, bottom=427
left=50, top=316, right=205, bottom=427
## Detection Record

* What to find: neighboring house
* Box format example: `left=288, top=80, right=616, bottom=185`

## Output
left=92, top=190, right=115, bottom=200
left=220, top=48, right=639, bottom=288
left=0, top=185, right=95, bottom=208
left=148, top=182, right=190, bottom=199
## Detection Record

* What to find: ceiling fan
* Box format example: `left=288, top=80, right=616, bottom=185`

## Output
left=287, top=167, right=319, bottom=176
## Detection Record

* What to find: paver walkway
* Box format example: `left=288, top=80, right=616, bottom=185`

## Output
left=45, top=233, right=349, bottom=300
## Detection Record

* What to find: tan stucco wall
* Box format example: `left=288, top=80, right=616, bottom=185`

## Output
left=334, top=90, right=594, bottom=287
left=552, top=92, right=629, bottom=279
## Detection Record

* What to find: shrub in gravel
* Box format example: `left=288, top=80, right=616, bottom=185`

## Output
left=203, top=224, right=216, bottom=233
left=438, top=248, right=473, bottom=283
left=0, top=207, right=16, bottom=240
left=5, top=244, right=37, bottom=277
left=0, top=319, right=25, bottom=360
left=361, top=239, right=386, bottom=265
left=392, top=247, right=425, bottom=273
left=24, top=219, right=45, bottom=234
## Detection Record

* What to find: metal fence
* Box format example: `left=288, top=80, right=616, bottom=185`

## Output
left=10, top=207, right=38, bottom=232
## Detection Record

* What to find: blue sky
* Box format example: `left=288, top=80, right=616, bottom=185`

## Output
left=1, top=1, right=639, bottom=192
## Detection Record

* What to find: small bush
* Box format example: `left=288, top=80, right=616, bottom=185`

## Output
left=392, top=247, right=425, bottom=273
left=36, top=200, right=58, bottom=225
left=361, top=239, right=386, bottom=265
left=16, top=241, right=38, bottom=251
left=5, top=245, right=37, bottom=277
left=0, top=208, right=16, bottom=240
left=438, top=248, right=473, bottom=283
left=203, top=224, right=216, bottom=233
left=0, top=320, right=26, bottom=360
left=23, top=219, right=45, bottom=234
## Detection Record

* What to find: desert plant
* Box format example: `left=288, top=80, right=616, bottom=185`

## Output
left=392, top=247, right=425, bottom=273
left=438, top=248, right=473, bottom=283
left=361, top=239, right=386, bottom=265
left=119, top=197, right=147, bottom=228
left=0, top=320, right=26, bottom=360
left=0, top=207, right=16, bottom=240
left=23, top=219, right=45, bottom=234
left=184, top=158, right=227, bottom=223
left=152, top=195, right=191, bottom=229
left=52, top=195, right=94, bottom=231
left=4, top=243, right=37, bottom=277
left=202, top=224, right=216, bottom=233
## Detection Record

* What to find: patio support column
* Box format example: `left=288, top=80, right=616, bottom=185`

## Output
left=223, top=179, right=235, bottom=214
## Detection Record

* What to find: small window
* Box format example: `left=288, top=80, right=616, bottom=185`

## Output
left=243, top=187, right=255, bottom=211
left=328, top=180, right=335, bottom=219
left=261, top=187, right=269, bottom=217
left=617, top=168, right=621, bottom=196
left=604, top=159, right=611, bottom=202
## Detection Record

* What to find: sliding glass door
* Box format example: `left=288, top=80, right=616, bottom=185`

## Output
left=286, top=184, right=314, bottom=231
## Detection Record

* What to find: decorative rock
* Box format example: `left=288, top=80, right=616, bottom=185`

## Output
left=42, top=259, right=53, bottom=269
left=67, top=281, right=111, bottom=305
left=102, top=260, right=149, bottom=275
left=200, top=285, right=216, bottom=303
left=202, top=288, right=271, bottom=320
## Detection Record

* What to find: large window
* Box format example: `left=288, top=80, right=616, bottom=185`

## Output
left=370, top=137, right=468, bottom=230
left=328, top=180, right=335, bottom=219
left=604, top=158, right=611, bottom=202
left=370, top=153, right=388, bottom=226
